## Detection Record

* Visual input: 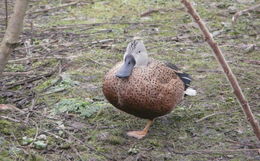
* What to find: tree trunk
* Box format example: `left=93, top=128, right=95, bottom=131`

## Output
left=181, top=0, right=260, bottom=141
left=0, top=0, right=29, bottom=75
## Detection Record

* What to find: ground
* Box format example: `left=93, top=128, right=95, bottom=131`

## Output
left=0, top=0, right=260, bottom=160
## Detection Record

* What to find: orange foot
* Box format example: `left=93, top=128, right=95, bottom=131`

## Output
left=127, top=130, right=147, bottom=139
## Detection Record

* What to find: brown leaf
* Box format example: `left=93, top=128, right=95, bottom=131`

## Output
left=0, top=104, right=16, bottom=111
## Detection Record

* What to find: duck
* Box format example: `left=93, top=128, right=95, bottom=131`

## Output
left=102, top=40, right=196, bottom=139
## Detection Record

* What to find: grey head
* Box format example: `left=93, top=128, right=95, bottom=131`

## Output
left=116, top=40, right=149, bottom=78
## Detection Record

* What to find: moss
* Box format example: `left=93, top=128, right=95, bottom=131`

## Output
left=27, top=154, right=45, bottom=161
left=106, top=135, right=125, bottom=145
left=0, top=157, right=12, bottom=161
left=0, top=97, right=5, bottom=104
left=148, top=139, right=161, bottom=147
left=24, top=128, right=37, bottom=138
left=0, top=120, right=14, bottom=135
left=0, top=152, right=13, bottom=161
left=60, top=143, right=71, bottom=149
left=35, top=79, right=54, bottom=91
left=32, top=58, right=58, bottom=69
left=5, top=64, right=25, bottom=72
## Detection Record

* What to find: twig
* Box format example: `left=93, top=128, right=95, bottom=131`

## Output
left=25, top=95, right=37, bottom=123
left=140, top=9, right=162, bottom=17
left=41, top=22, right=156, bottom=31
left=28, top=1, right=81, bottom=14
left=72, top=146, right=84, bottom=161
left=225, top=139, right=260, bottom=148
left=40, top=76, right=62, bottom=93
left=44, top=131, right=72, bottom=143
left=14, top=40, right=58, bottom=52
left=193, top=69, right=222, bottom=73
left=181, top=0, right=260, bottom=141
left=8, top=55, right=79, bottom=63
left=232, top=3, right=260, bottom=24
left=140, top=8, right=183, bottom=17
left=172, top=148, right=260, bottom=155
left=85, top=57, right=110, bottom=69
left=196, top=112, right=225, bottom=123
left=4, top=66, right=58, bottom=89
left=2, top=71, right=34, bottom=76
left=63, top=130, right=115, bottom=161
left=29, top=119, right=39, bottom=146
left=40, top=88, right=67, bottom=96
left=24, top=39, right=32, bottom=56
left=91, top=39, right=114, bottom=45
left=0, top=115, right=21, bottom=123
left=240, top=59, right=260, bottom=65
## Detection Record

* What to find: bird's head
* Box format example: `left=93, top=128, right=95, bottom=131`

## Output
left=116, top=40, right=148, bottom=78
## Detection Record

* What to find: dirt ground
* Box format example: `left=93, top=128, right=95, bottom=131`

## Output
left=0, top=0, right=260, bottom=160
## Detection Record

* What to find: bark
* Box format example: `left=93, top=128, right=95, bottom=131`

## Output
left=181, top=0, right=260, bottom=141
left=5, top=0, right=8, bottom=29
left=0, top=0, right=29, bottom=75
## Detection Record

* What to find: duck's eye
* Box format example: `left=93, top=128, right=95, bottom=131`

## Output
left=138, top=51, right=141, bottom=54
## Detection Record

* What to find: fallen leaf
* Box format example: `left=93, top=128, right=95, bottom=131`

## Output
left=0, top=104, right=17, bottom=111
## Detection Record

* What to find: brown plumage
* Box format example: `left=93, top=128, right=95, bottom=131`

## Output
left=103, top=58, right=184, bottom=120
left=102, top=40, right=195, bottom=139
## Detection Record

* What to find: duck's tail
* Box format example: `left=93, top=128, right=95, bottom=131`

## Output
left=165, top=62, right=197, bottom=96
left=176, top=72, right=197, bottom=96
left=184, top=87, right=197, bottom=96
left=164, top=62, right=197, bottom=96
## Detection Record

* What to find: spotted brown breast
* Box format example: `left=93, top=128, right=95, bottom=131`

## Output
left=102, top=59, right=185, bottom=120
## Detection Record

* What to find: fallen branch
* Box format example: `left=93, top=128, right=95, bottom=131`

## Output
left=232, top=3, right=260, bottom=24
left=240, top=59, right=260, bottom=65
left=181, top=0, right=260, bottom=141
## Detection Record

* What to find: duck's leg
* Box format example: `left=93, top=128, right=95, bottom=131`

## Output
left=127, top=119, right=154, bottom=139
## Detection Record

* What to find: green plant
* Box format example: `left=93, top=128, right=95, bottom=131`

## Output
left=53, top=98, right=108, bottom=117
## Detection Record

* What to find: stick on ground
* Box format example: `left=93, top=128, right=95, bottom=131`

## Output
left=181, top=0, right=260, bottom=141
left=232, top=3, right=260, bottom=24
